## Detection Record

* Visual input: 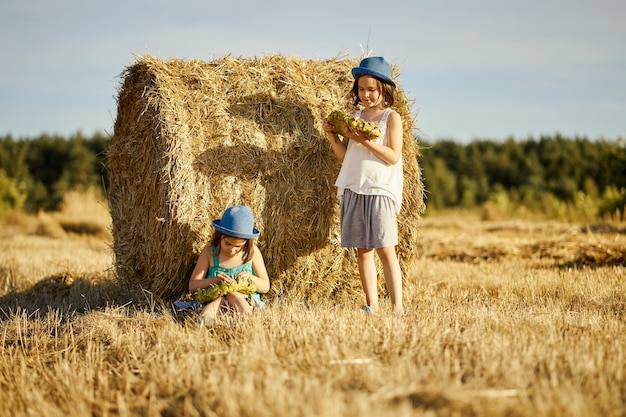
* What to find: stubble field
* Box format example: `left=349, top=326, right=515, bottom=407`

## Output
left=0, top=194, right=625, bottom=417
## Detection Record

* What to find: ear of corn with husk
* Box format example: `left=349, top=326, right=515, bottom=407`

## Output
left=193, top=278, right=257, bottom=303
left=326, top=110, right=381, bottom=140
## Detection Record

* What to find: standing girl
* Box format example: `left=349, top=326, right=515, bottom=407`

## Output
left=322, top=56, right=404, bottom=314
left=188, top=205, right=270, bottom=324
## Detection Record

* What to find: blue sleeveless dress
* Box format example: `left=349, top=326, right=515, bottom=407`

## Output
left=206, top=247, right=265, bottom=307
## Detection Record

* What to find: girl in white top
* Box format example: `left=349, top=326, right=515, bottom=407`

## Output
left=322, top=56, right=404, bottom=314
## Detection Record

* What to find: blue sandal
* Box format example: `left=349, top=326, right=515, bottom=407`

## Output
left=361, top=306, right=374, bottom=315
left=174, top=300, right=201, bottom=311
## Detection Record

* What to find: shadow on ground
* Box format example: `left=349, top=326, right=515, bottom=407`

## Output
left=0, top=272, right=142, bottom=319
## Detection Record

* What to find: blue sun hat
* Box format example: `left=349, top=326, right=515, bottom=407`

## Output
left=212, top=205, right=260, bottom=239
left=351, top=56, right=396, bottom=88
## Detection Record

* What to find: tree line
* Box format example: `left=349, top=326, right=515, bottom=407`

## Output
left=0, top=133, right=625, bottom=219
left=0, top=133, right=109, bottom=212
left=419, top=135, right=626, bottom=219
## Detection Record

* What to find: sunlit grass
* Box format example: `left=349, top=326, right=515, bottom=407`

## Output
left=0, top=195, right=624, bottom=416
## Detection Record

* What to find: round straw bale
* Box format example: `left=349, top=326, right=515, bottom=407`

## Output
left=108, top=54, right=425, bottom=302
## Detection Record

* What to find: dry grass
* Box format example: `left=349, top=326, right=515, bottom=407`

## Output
left=1, top=197, right=625, bottom=416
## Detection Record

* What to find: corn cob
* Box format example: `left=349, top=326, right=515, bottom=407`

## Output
left=194, top=278, right=257, bottom=303
left=326, top=110, right=381, bottom=140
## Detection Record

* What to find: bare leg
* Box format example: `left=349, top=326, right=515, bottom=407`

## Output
left=376, top=246, right=403, bottom=312
left=225, top=292, right=253, bottom=314
left=357, top=248, right=378, bottom=311
left=200, top=297, right=225, bottom=319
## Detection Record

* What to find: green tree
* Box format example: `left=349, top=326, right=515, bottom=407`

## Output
left=420, top=154, right=458, bottom=209
left=53, top=133, right=101, bottom=199
left=0, top=169, right=26, bottom=214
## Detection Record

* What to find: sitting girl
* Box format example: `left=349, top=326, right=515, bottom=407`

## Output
left=188, top=205, right=270, bottom=325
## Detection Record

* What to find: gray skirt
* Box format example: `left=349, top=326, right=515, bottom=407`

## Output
left=340, top=189, right=398, bottom=249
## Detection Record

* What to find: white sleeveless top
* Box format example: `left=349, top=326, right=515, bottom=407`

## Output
left=334, top=108, right=404, bottom=214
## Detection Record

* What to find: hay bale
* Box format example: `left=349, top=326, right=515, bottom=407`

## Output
left=108, top=54, right=425, bottom=301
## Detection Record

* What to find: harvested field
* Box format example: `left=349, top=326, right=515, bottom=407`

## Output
left=1, top=200, right=624, bottom=417
left=421, top=212, right=626, bottom=268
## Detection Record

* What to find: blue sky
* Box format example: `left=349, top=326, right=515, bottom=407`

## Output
left=1, top=0, right=624, bottom=142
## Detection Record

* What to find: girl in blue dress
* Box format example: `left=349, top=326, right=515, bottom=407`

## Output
left=188, top=205, right=270, bottom=324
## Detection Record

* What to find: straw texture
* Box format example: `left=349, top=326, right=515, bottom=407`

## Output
left=108, top=54, right=425, bottom=302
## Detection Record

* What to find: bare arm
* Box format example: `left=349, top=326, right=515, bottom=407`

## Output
left=322, top=118, right=348, bottom=162
left=342, top=111, right=403, bottom=165
left=237, top=244, right=270, bottom=293
left=188, top=245, right=222, bottom=293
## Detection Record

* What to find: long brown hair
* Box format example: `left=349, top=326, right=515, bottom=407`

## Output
left=209, top=231, right=254, bottom=263
left=351, top=74, right=396, bottom=107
